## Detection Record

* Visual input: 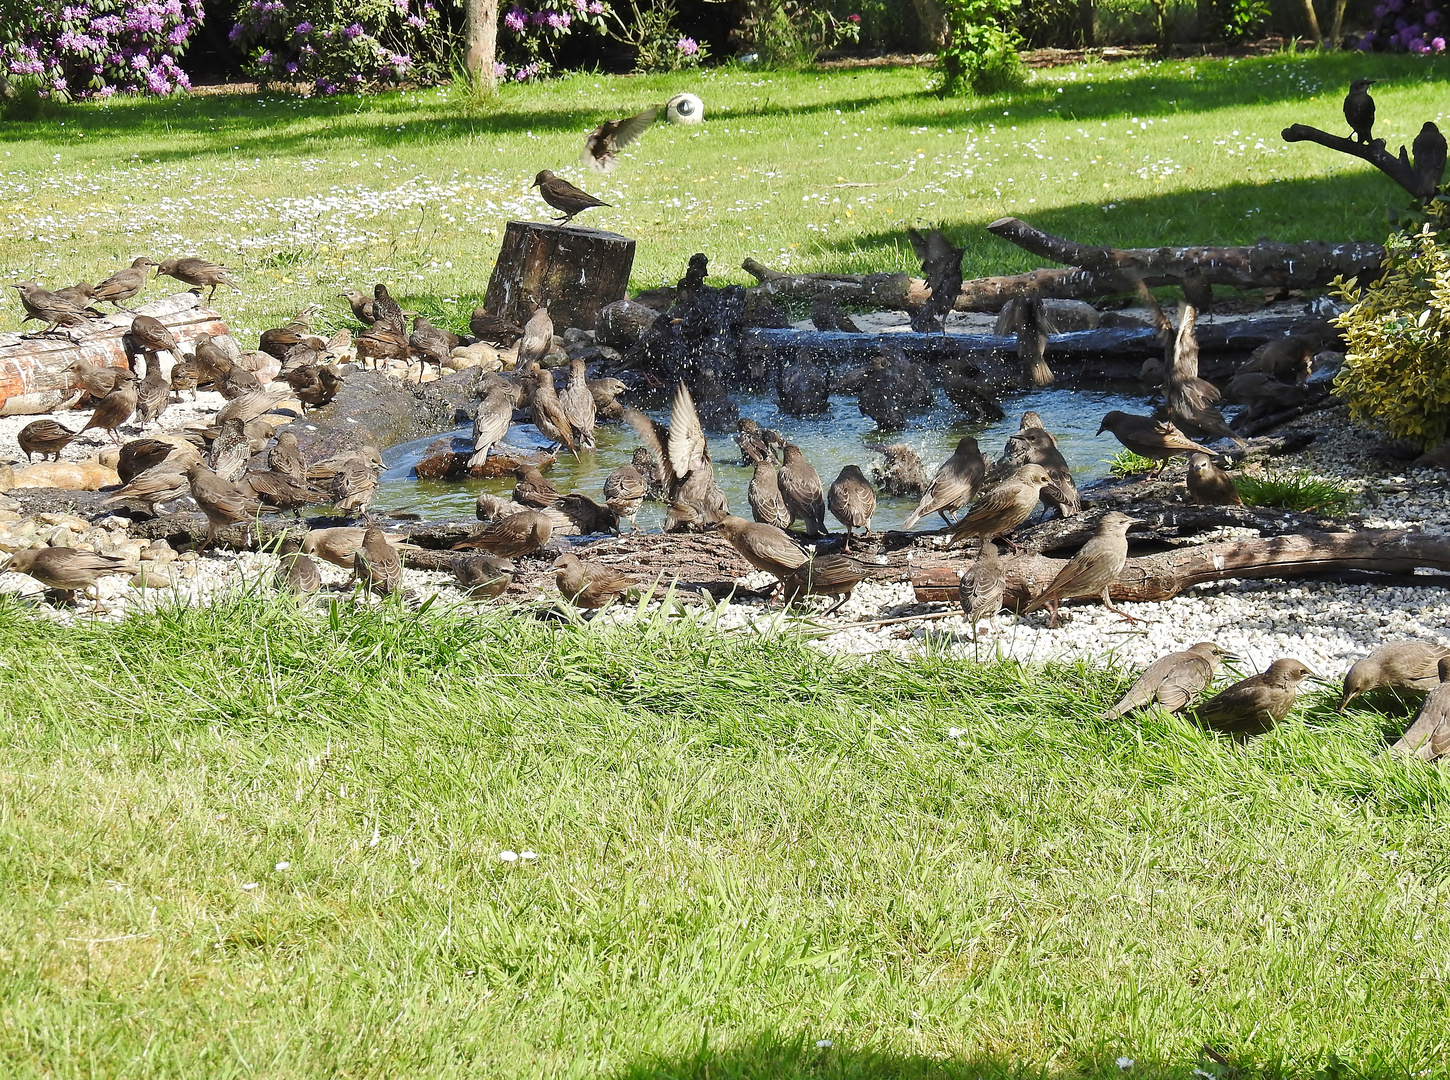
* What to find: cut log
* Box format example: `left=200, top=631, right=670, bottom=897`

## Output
left=910, top=528, right=1450, bottom=605
left=481, top=220, right=635, bottom=332
left=0, top=293, right=229, bottom=415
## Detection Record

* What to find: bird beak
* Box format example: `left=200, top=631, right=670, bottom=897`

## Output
left=1335, top=692, right=1353, bottom=714
left=1095, top=423, right=1107, bottom=435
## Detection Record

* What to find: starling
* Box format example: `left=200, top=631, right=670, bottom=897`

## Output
left=1104, top=642, right=1223, bottom=719
left=467, top=386, right=516, bottom=469
left=13, top=281, right=91, bottom=333
left=93, top=258, right=155, bottom=311
left=560, top=358, right=597, bottom=453
left=245, top=469, right=324, bottom=518
left=827, top=464, right=876, bottom=550
left=117, top=437, right=184, bottom=483
left=957, top=540, right=1007, bottom=639
left=332, top=454, right=380, bottom=522
left=855, top=352, right=907, bottom=430
left=513, top=464, right=561, bottom=508
left=1390, top=657, right=1450, bottom=760
left=1227, top=372, right=1311, bottom=423
left=554, top=552, right=635, bottom=609
left=1344, top=78, right=1376, bottom=144
left=274, top=537, right=323, bottom=596
left=134, top=362, right=170, bottom=426
left=456, top=509, right=554, bottom=558
left=532, top=370, right=579, bottom=456
left=779, top=554, right=868, bottom=614
left=871, top=443, right=928, bottom=497
left=206, top=418, right=251, bottom=481
left=303, top=527, right=405, bottom=569
left=1023, top=511, right=1139, bottom=629
left=555, top=492, right=619, bottom=535
left=409, top=315, right=456, bottom=382
left=453, top=553, right=516, bottom=600
left=215, top=358, right=263, bottom=401
left=948, top=463, right=1057, bottom=551
left=1186, top=452, right=1241, bottom=506
left=80, top=371, right=138, bottom=443
left=776, top=440, right=828, bottom=537
left=1165, top=305, right=1242, bottom=445
left=1339, top=641, right=1450, bottom=712
left=582, top=105, right=660, bottom=172
left=352, top=526, right=403, bottom=597
left=588, top=376, right=629, bottom=422
left=736, top=418, right=773, bottom=466
left=1192, top=658, right=1315, bottom=738
left=631, top=445, right=666, bottom=502
left=216, top=387, right=290, bottom=426
left=777, top=355, right=830, bottom=416
left=99, top=464, right=191, bottom=517
left=288, top=363, right=343, bottom=412
left=517, top=306, right=554, bottom=369
left=170, top=355, right=200, bottom=401
left=1007, top=426, right=1080, bottom=518
left=66, top=356, right=123, bottom=399
left=340, top=288, right=378, bottom=325
left=748, top=459, right=792, bottom=530
left=907, top=226, right=965, bottom=334
left=996, top=295, right=1053, bottom=387
left=353, top=318, right=410, bottom=371
left=469, top=308, right=523, bottom=347
left=623, top=382, right=730, bottom=532
left=2, top=546, right=131, bottom=603
left=715, top=514, right=811, bottom=578
left=155, top=256, right=239, bottom=301
left=17, top=419, right=76, bottom=462
left=1097, top=411, right=1215, bottom=469
left=1242, top=336, right=1316, bottom=382
left=533, top=169, right=609, bottom=223
left=477, top=492, right=528, bottom=522
left=185, top=461, right=262, bottom=549
left=811, top=295, right=862, bottom=333
left=268, top=430, right=306, bottom=484
left=901, top=436, right=986, bottom=529
left=54, top=282, right=96, bottom=309
left=603, top=461, right=648, bottom=532
left=1412, top=121, right=1447, bottom=199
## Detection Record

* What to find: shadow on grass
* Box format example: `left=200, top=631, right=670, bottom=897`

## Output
left=610, top=1029, right=1413, bottom=1079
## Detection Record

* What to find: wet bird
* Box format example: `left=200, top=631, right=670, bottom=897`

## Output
left=996, top=295, right=1053, bottom=387
left=855, top=352, right=910, bottom=430
left=948, top=464, right=1057, bottom=552
left=80, top=371, right=138, bottom=443
left=512, top=464, right=561, bottom=509
left=169, top=355, right=200, bottom=401
left=206, top=418, right=251, bottom=482
left=352, top=526, right=403, bottom=597
left=516, top=305, right=555, bottom=370
left=748, top=459, right=792, bottom=530
left=185, top=461, right=262, bottom=550
left=777, top=355, right=830, bottom=416
left=958, top=540, right=1007, bottom=639
left=331, top=454, right=380, bottom=522
left=2, top=546, right=131, bottom=604
left=1412, top=120, right=1447, bottom=199
left=1186, top=452, right=1241, bottom=506
left=456, top=508, right=554, bottom=558
left=14, top=281, right=91, bottom=333
left=555, top=492, right=619, bottom=535
left=582, top=105, right=659, bottom=173
left=560, top=358, right=597, bottom=453
left=533, top=169, right=609, bottom=223
left=1339, top=640, right=1450, bottom=712
left=17, top=419, right=76, bottom=462
left=274, top=537, right=322, bottom=596
left=155, top=256, right=238, bottom=301
left=715, top=514, right=810, bottom=579
left=587, top=376, right=629, bottom=422
left=1390, top=657, right=1450, bottom=761
left=288, top=362, right=343, bottom=412
left=603, top=460, right=648, bottom=532
left=1242, top=336, right=1315, bottom=382
left=871, top=443, right=928, bottom=497
left=408, top=315, right=456, bottom=382
left=624, top=381, right=729, bottom=532
left=1226, top=372, right=1311, bottom=424
left=811, top=295, right=862, bottom=333
left=1097, top=411, right=1216, bottom=470
left=453, top=553, right=516, bottom=600
left=467, top=386, right=516, bottom=469
left=779, top=554, right=868, bottom=614
left=775, top=439, right=828, bottom=537
left=554, top=552, right=636, bottom=610
left=827, top=465, right=876, bottom=550
left=1006, top=425, right=1080, bottom=518
left=901, top=436, right=986, bottom=529
left=1344, top=78, right=1376, bottom=145
left=1193, top=658, right=1315, bottom=738
left=1023, top=511, right=1139, bottom=629
left=736, top=417, right=773, bottom=466
left=1104, top=642, right=1224, bottom=719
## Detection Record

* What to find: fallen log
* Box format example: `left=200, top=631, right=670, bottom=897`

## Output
left=741, top=257, right=920, bottom=309
left=910, top=528, right=1450, bottom=605
left=0, top=293, right=229, bottom=416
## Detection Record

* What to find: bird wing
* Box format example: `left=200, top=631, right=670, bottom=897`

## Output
left=623, top=407, right=675, bottom=484
left=1171, top=303, right=1200, bottom=381
left=953, top=481, right=1026, bottom=533
left=1155, top=655, right=1215, bottom=712
left=1391, top=687, right=1450, bottom=759
left=583, top=106, right=659, bottom=172
left=1151, top=419, right=1214, bottom=453
left=666, top=381, right=709, bottom=478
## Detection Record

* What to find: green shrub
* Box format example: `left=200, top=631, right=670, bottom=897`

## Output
left=1108, top=449, right=1159, bottom=476
left=1233, top=471, right=1354, bottom=515
left=1333, top=201, right=1450, bottom=450
left=933, top=0, right=1025, bottom=97
left=733, top=0, right=859, bottom=69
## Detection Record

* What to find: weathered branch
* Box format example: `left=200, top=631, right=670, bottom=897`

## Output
left=1281, top=123, right=1434, bottom=200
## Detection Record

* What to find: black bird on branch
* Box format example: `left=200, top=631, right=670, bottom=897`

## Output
left=1344, top=78, right=1376, bottom=145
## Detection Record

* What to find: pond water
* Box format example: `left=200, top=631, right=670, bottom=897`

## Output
left=374, top=384, right=1148, bottom=529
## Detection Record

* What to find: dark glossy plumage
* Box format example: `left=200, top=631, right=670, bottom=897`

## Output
left=533, top=169, right=609, bottom=222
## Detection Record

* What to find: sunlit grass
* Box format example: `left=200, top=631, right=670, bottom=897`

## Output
left=1234, top=469, right=1355, bottom=514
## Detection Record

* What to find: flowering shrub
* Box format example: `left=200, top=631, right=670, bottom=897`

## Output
left=1360, top=0, right=1448, bottom=52
left=497, top=0, right=609, bottom=81
left=230, top=0, right=456, bottom=92
left=0, top=0, right=204, bottom=98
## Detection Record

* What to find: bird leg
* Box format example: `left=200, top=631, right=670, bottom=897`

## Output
left=1046, top=599, right=1061, bottom=629
left=1100, top=586, right=1140, bottom=623
left=821, top=595, right=851, bottom=616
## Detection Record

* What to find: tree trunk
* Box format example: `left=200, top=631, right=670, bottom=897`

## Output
left=910, top=0, right=947, bottom=47
left=1080, top=0, right=1097, bottom=46
left=1300, top=0, right=1323, bottom=45
left=1328, top=0, right=1347, bottom=46
left=464, top=0, right=499, bottom=91
left=910, top=529, right=1450, bottom=605
left=481, top=221, right=636, bottom=332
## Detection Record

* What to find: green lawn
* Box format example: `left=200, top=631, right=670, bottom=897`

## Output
left=1, top=50, right=1448, bottom=339
left=1, top=597, right=1447, bottom=1078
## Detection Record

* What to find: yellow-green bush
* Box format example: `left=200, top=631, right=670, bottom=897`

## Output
left=1334, top=202, right=1450, bottom=449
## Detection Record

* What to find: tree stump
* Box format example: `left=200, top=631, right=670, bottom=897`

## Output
left=481, top=221, right=635, bottom=332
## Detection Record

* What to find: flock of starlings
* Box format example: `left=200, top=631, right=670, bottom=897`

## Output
left=1, top=117, right=1445, bottom=757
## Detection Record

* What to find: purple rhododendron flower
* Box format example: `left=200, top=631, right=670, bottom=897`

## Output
left=494, top=61, right=507, bottom=76
left=407, top=14, right=424, bottom=27
left=504, top=6, right=526, bottom=31
left=677, top=35, right=698, bottom=54
left=295, top=20, right=312, bottom=33
left=546, top=11, right=570, bottom=28
left=343, top=22, right=363, bottom=39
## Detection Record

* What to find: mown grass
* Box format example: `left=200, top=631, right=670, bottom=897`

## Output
left=1, top=595, right=1448, bottom=1078
left=1, top=50, right=1448, bottom=337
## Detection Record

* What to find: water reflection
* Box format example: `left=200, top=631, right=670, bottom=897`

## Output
left=376, top=385, right=1147, bottom=529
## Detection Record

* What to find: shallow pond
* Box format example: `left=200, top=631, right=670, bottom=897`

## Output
left=375, top=384, right=1147, bottom=529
